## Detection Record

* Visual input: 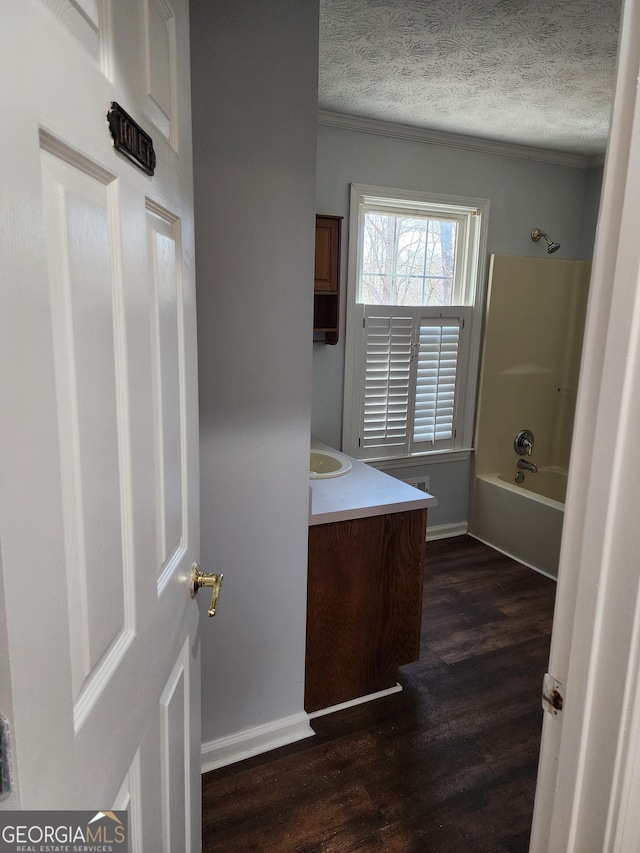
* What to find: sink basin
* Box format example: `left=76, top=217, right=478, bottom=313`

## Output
left=310, top=449, right=352, bottom=479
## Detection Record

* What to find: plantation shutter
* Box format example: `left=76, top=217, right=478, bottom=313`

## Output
left=413, top=318, right=461, bottom=445
left=361, top=308, right=414, bottom=455
left=357, top=307, right=470, bottom=458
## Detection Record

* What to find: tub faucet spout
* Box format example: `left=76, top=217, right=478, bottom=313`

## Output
left=517, top=459, right=538, bottom=473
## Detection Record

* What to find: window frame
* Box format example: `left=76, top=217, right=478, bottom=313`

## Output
left=342, top=183, right=490, bottom=463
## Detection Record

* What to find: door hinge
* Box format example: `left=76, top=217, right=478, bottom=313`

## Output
left=542, top=672, right=564, bottom=717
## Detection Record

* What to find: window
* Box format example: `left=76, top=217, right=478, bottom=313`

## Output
left=343, top=185, right=489, bottom=462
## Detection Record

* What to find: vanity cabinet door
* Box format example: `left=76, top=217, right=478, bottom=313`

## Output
left=305, top=509, right=427, bottom=713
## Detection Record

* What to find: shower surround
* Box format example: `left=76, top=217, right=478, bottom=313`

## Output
left=469, top=254, right=591, bottom=577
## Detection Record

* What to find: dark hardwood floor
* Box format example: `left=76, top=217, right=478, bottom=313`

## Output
left=202, top=535, right=557, bottom=853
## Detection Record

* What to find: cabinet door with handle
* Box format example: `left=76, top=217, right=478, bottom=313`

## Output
left=314, top=216, right=341, bottom=292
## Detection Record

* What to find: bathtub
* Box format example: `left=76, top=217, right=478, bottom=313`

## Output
left=468, top=468, right=567, bottom=579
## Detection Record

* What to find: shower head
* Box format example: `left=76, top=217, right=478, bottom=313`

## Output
left=531, top=228, right=561, bottom=254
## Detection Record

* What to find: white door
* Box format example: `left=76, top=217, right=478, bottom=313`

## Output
left=0, top=0, right=201, bottom=849
left=530, top=0, right=640, bottom=849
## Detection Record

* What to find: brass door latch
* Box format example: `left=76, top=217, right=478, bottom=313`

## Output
left=190, top=563, right=224, bottom=617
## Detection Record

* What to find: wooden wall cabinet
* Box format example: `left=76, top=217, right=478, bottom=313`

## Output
left=314, top=214, right=343, bottom=345
left=305, top=509, right=427, bottom=713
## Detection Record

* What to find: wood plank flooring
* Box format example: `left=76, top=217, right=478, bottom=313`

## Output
left=202, top=535, right=557, bottom=852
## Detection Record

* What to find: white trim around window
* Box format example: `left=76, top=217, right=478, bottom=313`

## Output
left=342, top=184, right=490, bottom=463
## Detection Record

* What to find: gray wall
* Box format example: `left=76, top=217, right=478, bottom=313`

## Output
left=191, top=1, right=318, bottom=744
left=580, top=165, right=605, bottom=257
left=313, top=123, right=601, bottom=530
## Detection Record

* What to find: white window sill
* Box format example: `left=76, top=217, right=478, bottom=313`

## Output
left=365, top=449, right=473, bottom=470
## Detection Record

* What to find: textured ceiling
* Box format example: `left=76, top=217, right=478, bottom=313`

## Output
left=319, top=0, right=621, bottom=156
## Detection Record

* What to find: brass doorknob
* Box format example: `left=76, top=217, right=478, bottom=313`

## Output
left=190, top=563, right=223, bottom=617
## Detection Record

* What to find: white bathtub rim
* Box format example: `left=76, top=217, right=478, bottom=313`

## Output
left=477, top=470, right=566, bottom=511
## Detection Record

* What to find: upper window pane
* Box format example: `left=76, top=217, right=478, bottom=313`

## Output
left=360, top=212, right=459, bottom=306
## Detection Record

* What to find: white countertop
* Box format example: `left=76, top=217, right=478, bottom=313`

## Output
left=309, top=441, right=437, bottom=526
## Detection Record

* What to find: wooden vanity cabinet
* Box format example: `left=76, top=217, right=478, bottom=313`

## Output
left=304, top=508, right=427, bottom=713
left=313, top=214, right=342, bottom=345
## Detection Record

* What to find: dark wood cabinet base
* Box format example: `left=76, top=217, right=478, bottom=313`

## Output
left=305, top=509, right=427, bottom=712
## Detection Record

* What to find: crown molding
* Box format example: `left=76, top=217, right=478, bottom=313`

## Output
left=317, top=110, right=597, bottom=169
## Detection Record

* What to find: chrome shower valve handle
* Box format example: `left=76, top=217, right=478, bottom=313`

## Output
left=514, top=429, right=535, bottom=456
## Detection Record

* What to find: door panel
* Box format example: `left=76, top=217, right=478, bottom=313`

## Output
left=147, top=204, right=186, bottom=584
left=38, top=0, right=106, bottom=65
left=159, top=641, right=192, bottom=852
left=142, top=0, right=178, bottom=146
left=41, top=142, right=135, bottom=726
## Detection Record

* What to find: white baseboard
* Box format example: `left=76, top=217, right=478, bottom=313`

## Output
left=307, top=683, right=402, bottom=719
left=426, top=522, right=468, bottom=541
left=201, top=711, right=314, bottom=774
